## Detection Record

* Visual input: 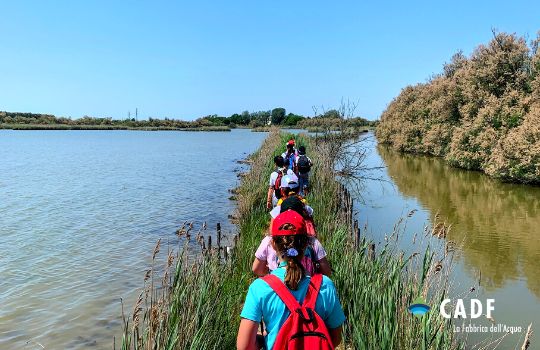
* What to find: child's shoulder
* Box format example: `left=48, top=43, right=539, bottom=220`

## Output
left=319, top=275, right=337, bottom=292
left=261, top=235, right=272, bottom=243
left=249, top=276, right=276, bottom=297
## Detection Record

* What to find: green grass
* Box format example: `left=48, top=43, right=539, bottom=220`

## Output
left=119, top=130, right=463, bottom=350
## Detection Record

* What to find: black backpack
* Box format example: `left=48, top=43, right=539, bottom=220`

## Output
left=297, top=155, right=311, bottom=174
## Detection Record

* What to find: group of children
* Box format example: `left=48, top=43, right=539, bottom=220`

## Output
left=237, top=139, right=345, bottom=350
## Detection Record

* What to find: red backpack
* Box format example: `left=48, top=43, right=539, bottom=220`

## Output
left=274, top=169, right=285, bottom=199
left=262, top=274, right=334, bottom=350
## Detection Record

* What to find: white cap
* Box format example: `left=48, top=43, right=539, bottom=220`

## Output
left=280, top=174, right=299, bottom=189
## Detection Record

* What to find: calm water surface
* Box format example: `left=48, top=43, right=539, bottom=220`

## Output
left=352, top=133, right=540, bottom=348
left=0, top=129, right=266, bottom=349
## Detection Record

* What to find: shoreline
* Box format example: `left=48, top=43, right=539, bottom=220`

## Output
left=377, top=137, right=540, bottom=186
left=0, top=124, right=232, bottom=131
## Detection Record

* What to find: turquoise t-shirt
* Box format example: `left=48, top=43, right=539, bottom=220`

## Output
left=240, top=264, right=346, bottom=350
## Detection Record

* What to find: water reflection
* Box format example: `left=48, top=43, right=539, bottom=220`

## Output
left=378, top=145, right=540, bottom=299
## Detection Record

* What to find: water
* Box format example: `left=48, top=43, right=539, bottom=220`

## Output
left=350, top=133, right=540, bottom=348
left=0, top=129, right=266, bottom=349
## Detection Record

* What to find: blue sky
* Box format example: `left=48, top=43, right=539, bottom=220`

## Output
left=0, top=1, right=538, bottom=120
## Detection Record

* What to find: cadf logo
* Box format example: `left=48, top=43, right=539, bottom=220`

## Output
left=408, top=297, right=431, bottom=317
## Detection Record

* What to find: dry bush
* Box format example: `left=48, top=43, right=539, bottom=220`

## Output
left=377, top=30, right=540, bottom=184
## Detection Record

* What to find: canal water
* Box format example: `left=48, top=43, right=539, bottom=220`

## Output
left=0, top=129, right=267, bottom=349
left=349, top=133, right=540, bottom=348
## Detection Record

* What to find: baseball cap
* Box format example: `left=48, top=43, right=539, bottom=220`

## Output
left=280, top=174, right=299, bottom=189
left=271, top=210, right=307, bottom=236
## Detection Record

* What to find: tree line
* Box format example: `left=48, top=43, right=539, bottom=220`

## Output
left=376, top=30, right=540, bottom=184
left=0, top=107, right=373, bottom=130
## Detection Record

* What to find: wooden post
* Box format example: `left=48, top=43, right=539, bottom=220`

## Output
left=353, top=220, right=358, bottom=245
left=368, top=243, right=375, bottom=261
left=217, top=223, right=222, bottom=258
left=207, top=236, right=212, bottom=252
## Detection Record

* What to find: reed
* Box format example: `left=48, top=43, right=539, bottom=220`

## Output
left=118, top=129, right=464, bottom=349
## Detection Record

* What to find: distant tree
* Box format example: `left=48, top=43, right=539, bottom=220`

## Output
left=250, top=119, right=265, bottom=128
left=271, top=108, right=286, bottom=125
left=195, top=118, right=213, bottom=127
left=251, top=110, right=271, bottom=125
left=321, top=109, right=342, bottom=119
left=229, top=113, right=242, bottom=125
left=202, top=114, right=229, bottom=125
left=283, top=113, right=305, bottom=126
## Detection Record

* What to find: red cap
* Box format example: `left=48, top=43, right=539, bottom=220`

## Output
left=287, top=139, right=295, bottom=146
left=272, top=210, right=307, bottom=236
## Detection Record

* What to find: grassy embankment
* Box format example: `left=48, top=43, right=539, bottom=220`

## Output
left=120, top=130, right=462, bottom=350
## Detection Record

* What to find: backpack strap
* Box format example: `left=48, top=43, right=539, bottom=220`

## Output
left=261, top=274, right=302, bottom=313
left=303, top=274, right=323, bottom=310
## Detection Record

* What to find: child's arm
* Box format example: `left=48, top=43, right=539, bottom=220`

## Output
left=237, top=319, right=259, bottom=350
left=329, top=325, right=343, bottom=347
left=266, top=186, right=274, bottom=209
left=252, top=258, right=269, bottom=277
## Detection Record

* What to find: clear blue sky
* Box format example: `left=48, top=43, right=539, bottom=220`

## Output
left=0, top=1, right=538, bottom=120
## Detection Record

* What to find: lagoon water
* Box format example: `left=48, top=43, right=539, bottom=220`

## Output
left=0, top=129, right=266, bottom=349
left=352, top=133, right=540, bottom=347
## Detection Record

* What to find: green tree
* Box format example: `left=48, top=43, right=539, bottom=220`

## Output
left=283, top=113, right=304, bottom=126
left=322, top=109, right=342, bottom=119
left=271, top=108, right=286, bottom=125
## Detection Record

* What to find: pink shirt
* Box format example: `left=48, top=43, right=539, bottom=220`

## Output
left=254, top=236, right=327, bottom=271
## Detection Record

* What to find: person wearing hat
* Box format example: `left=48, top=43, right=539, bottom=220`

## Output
left=252, top=196, right=331, bottom=277
left=281, top=141, right=298, bottom=172
left=238, top=210, right=345, bottom=350
left=269, top=174, right=312, bottom=219
left=284, top=138, right=297, bottom=151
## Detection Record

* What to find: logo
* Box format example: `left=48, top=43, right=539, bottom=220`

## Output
left=408, top=297, right=431, bottom=317
left=440, top=298, right=494, bottom=319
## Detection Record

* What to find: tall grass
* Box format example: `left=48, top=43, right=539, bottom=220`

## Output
left=119, top=129, right=463, bottom=350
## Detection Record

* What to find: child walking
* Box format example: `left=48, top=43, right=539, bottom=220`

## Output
left=237, top=210, right=345, bottom=350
